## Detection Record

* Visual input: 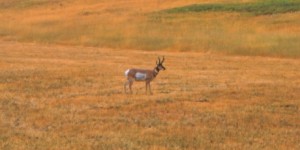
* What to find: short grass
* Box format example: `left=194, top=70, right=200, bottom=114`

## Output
left=163, top=0, right=300, bottom=15
left=0, top=0, right=300, bottom=58
left=0, top=41, right=299, bottom=149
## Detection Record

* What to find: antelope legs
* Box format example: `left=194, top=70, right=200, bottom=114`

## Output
left=145, top=81, right=153, bottom=95
left=145, top=82, right=148, bottom=94
left=124, top=81, right=128, bottom=93
left=124, top=78, right=134, bottom=94
left=129, top=81, right=133, bottom=94
left=125, top=79, right=153, bottom=95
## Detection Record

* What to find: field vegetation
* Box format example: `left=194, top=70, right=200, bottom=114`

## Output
left=0, top=0, right=300, bottom=57
left=164, top=0, right=300, bottom=15
left=0, top=0, right=300, bottom=149
left=1, top=41, right=299, bottom=149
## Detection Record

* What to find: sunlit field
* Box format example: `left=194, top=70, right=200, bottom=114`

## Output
left=1, top=41, right=299, bottom=149
left=0, top=0, right=300, bottom=57
left=0, top=0, right=300, bottom=149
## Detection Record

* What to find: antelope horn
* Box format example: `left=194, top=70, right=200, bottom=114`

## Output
left=158, top=57, right=161, bottom=64
left=161, top=56, right=165, bottom=63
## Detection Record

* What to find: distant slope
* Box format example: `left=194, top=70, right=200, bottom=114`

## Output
left=0, top=0, right=64, bottom=9
left=163, top=0, right=300, bottom=15
left=0, top=0, right=300, bottom=58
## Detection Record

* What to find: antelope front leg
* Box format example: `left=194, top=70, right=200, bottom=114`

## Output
left=146, top=81, right=152, bottom=95
left=145, top=82, right=148, bottom=94
left=149, top=83, right=153, bottom=95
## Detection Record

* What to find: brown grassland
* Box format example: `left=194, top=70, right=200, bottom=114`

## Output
left=1, top=0, right=300, bottom=57
left=0, top=0, right=300, bottom=149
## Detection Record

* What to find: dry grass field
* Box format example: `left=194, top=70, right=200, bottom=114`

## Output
left=1, top=0, right=300, bottom=149
left=1, top=41, right=299, bottom=149
left=1, top=0, right=300, bottom=57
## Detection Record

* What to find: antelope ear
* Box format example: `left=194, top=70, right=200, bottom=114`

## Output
left=158, top=57, right=161, bottom=64
left=156, top=60, right=158, bottom=65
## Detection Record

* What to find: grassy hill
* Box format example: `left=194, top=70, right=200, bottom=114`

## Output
left=0, top=0, right=300, bottom=57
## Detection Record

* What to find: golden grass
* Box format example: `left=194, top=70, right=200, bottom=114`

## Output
left=1, top=0, right=299, bottom=57
left=0, top=0, right=299, bottom=149
left=1, top=41, right=299, bottom=149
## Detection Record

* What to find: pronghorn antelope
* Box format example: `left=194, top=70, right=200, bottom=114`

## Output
left=124, top=57, right=166, bottom=94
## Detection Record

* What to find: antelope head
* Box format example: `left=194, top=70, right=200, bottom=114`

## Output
left=156, top=56, right=166, bottom=71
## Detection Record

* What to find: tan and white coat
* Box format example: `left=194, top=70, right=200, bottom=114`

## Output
left=124, top=57, right=166, bottom=94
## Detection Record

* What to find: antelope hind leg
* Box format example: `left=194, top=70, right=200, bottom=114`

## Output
left=124, top=81, right=129, bottom=94
left=129, top=80, right=133, bottom=94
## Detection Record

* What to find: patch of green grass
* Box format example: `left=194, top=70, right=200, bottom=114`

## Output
left=163, top=0, right=300, bottom=15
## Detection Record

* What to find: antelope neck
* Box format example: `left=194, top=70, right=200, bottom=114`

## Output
left=153, top=67, right=160, bottom=77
